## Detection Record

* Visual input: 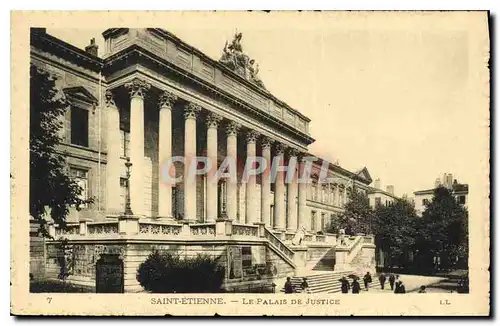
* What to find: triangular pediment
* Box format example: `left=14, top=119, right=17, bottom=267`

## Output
left=63, top=86, right=98, bottom=104
left=355, top=167, right=373, bottom=184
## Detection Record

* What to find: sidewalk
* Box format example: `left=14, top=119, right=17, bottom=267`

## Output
left=360, top=274, right=446, bottom=294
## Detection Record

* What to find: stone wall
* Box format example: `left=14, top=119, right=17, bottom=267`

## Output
left=44, top=240, right=293, bottom=293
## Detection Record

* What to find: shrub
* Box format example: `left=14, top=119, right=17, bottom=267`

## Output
left=136, top=251, right=225, bottom=293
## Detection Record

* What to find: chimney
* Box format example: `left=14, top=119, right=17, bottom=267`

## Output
left=374, top=178, right=381, bottom=189
left=386, top=185, right=394, bottom=195
left=85, top=38, right=98, bottom=57
left=445, top=173, right=453, bottom=189
left=434, top=178, right=441, bottom=188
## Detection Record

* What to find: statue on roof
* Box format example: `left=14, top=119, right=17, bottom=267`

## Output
left=219, top=31, right=267, bottom=90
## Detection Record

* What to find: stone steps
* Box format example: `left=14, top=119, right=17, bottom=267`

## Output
left=281, top=271, right=378, bottom=294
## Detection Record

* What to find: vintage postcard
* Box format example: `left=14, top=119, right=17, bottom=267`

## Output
left=11, top=11, right=490, bottom=316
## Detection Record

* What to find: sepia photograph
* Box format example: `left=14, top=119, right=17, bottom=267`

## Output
left=11, top=10, right=490, bottom=316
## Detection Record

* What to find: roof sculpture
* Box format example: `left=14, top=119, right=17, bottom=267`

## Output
left=219, top=32, right=266, bottom=90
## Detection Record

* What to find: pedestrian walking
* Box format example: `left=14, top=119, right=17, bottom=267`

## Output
left=378, top=273, right=387, bottom=290
left=389, top=274, right=396, bottom=291
left=284, top=277, right=293, bottom=294
left=339, top=276, right=350, bottom=294
left=363, top=272, right=372, bottom=291
left=352, top=278, right=361, bottom=294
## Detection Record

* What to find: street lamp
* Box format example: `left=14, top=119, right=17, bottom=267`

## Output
left=124, top=157, right=133, bottom=216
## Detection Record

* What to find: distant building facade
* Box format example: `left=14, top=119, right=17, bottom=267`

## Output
left=367, top=178, right=400, bottom=208
left=413, top=173, right=469, bottom=215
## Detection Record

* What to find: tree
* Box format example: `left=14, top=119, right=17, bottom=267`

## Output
left=415, top=186, right=468, bottom=271
left=373, top=199, right=418, bottom=270
left=329, top=190, right=374, bottom=235
left=30, top=65, right=92, bottom=236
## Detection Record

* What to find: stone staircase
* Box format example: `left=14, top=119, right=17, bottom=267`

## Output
left=305, top=247, right=336, bottom=271
left=281, top=271, right=379, bottom=294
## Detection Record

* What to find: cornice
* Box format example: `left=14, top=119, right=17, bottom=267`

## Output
left=103, top=47, right=314, bottom=146
left=31, top=29, right=103, bottom=71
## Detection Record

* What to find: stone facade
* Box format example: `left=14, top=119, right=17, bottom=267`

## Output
left=30, top=28, right=376, bottom=292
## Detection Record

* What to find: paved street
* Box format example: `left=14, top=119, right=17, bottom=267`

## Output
left=359, top=274, right=446, bottom=294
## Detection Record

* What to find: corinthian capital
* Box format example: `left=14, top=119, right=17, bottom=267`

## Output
left=206, top=112, right=222, bottom=129
left=261, top=136, right=273, bottom=149
left=275, top=143, right=286, bottom=155
left=287, top=147, right=299, bottom=158
left=184, top=102, right=201, bottom=120
left=245, top=130, right=260, bottom=144
left=104, top=90, right=116, bottom=107
left=125, top=78, right=151, bottom=99
left=225, top=121, right=241, bottom=137
left=159, top=91, right=178, bottom=109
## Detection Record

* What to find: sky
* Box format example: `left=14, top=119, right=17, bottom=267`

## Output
left=46, top=12, right=489, bottom=198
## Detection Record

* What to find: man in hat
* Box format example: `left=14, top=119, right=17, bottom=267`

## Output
left=378, top=273, right=387, bottom=290
left=363, top=272, right=372, bottom=291
left=389, top=274, right=396, bottom=291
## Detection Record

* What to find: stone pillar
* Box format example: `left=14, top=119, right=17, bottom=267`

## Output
left=206, top=113, right=222, bottom=222
left=157, top=91, right=177, bottom=219
left=225, top=121, right=240, bottom=221
left=245, top=130, right=259, bottom=225
left=273, top=143, right=286, bottom=230
left=125, top=78, right=150, bottom=216
left=286, top=149, right=298, bottom=231
left=260, top=137, right=272, bottom=227
left=104, top=90, right=121, bottom=214
left=183, top=103, right=201, bottom=223
left=297, top=154, right=307, bottom=230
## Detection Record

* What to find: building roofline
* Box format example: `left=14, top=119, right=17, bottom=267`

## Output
left=307, top=153, right=372, bottom=185
left=103, top=27, right=311, bottom=122
left=368, top=187, right=400, bottom=199
left=31, top=29, right=104, bottom=70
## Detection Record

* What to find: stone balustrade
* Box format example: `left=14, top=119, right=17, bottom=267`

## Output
left=51, top=218, right=346, bottom=249
left=50, top=217, right=272, bottom=240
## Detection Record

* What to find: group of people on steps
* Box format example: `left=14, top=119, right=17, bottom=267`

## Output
left=284, top=271, right=407, bottom=294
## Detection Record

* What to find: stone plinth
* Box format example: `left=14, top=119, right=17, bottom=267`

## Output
left=118, top=215, right=140, bottom=235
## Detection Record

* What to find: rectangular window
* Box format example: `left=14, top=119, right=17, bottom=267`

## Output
left=70, top=167, right=89, bottom=204
left=311, top=211, right=317, bottom=232
left=119, top=178, right=127, bottom=212
left=120, top=130, right=130, bottom=157
left=375, top=197, right=382, bottom=207
left=423, top=199, right=429, bottom=206
left=457, top=196, right=466, bottom=205
left=70, top=107, right=89, bottom=147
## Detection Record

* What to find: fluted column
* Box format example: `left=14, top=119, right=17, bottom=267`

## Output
left=206, top=112, right=222, bottom=222
left=157, top=91, right=177, bottom=219
left=225, top=121, right=240, bottom=221
left=125, top=78, right=150, bottom=216
left=260, top=137, right=272, bottom=227
left=104, top=90, right=121, bottom=214
left=245, top=130, right=259, bottom=225
left=297, top=154, right=308, bottom=230
left=183, top=103, right=201, bottom=222
left=273, top=143, right=286, bottom=230
left=286, top=149, right=298, bottom=231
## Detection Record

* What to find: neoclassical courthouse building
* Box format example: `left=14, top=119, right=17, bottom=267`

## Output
left=30, top=28, right=377, bottom=293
